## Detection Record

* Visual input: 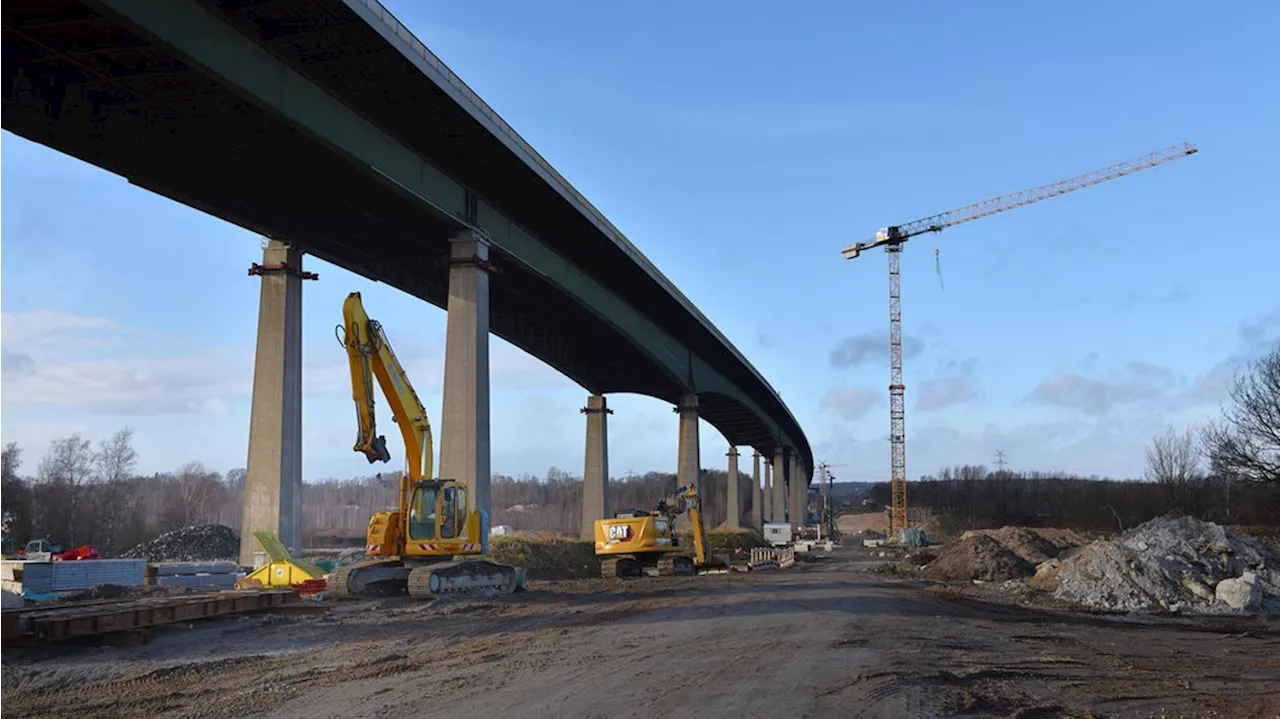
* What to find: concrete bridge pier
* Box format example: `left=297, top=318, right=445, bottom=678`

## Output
left=239, top=238, right=311, bottom=566
left=791, top=457, right=806, bottom=532
left=580, top=394, right=611, bottom=540
left=763, top=460, right=773, bottom=522
left=674, top=394, right=700, bottom=532
left=725, top=446, right=740, bottom=529
left=439, top=229, right=492, bottom=519
left=751, top=450, right=762, bottom=530
left=772, top=448, right=787, bottom=524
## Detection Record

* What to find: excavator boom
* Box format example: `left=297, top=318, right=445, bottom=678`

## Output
left=338, top=293, right=433, bottom=482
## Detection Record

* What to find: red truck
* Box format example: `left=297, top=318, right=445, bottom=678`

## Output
left=14, top=538, right=100, bottom=561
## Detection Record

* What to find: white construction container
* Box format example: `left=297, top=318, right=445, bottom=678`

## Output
left=763, top=523, right=792, bottom=547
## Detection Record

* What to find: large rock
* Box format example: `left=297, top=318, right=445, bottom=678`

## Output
left=1216, top=572, right=1261, bottom=610
left=1028, top=558, right=1063, bottom=592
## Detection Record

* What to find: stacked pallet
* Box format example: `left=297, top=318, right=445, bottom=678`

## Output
left=2, top=559, right=147, bottom=594
left=148, top=562, right=239, bottom=590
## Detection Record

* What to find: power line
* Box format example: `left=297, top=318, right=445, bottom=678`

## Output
left=994, top=450, right=1007, bottom=472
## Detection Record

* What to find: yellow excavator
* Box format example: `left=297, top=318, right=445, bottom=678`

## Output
left=594, top=482, right=707, bottom=578
left=325, top=292, right=526, bottom=599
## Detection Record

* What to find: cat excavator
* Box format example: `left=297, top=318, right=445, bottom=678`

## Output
left=594, top=482, right=707, bottom=578
left=325, top=292, right=526, bottom=599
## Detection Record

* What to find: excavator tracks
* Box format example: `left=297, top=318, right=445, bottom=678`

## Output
left=657, top=556, right=695, bottom=577
left=601, top=557, right=643, bottom=579
left=325, top=559, right=412, bottom=599
left=602, top=554, right=695, bottom=579
left=406, top=560, right=527, bottom=599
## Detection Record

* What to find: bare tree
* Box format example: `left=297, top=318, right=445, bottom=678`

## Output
left=1145, top=426, right=1203, bottom=486
left=175, top=462, right=221, bottom=525
left=1145, top=425, right=1207, bottom=515
left=1201, top=346, right=1280, bottom=484
left=37, top=434, right=95, bottom=544
left=95, top=427, right=138, bottom=484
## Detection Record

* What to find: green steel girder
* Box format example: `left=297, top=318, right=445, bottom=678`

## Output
left=91, top=0, right=801, bottom=458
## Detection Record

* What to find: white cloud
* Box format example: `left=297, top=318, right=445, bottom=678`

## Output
left=829, top=329, right=924, bottom=369
left=2, top=309, right=252, bottom=415
left=916, top=358, right=981, bottom=411
left=1027, top=361, right=1173, bottom=415
left=301, top=333, right=572, bottom=400
left=818, top=386, right=881, bottom=421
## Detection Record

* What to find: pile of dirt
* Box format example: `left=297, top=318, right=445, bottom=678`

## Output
left=1031, top=527, right=1095, bottom=550
left=1054, top=515, right=1280, bottom=615
left=962, top=527, right=1062, bottom=564
left=836, top=512, right=889, bottom=536
left=903, top=550, right=937, bottom=568
left=922, top=534, right=1033, bottom=582
left=488, top=534, right=599, bottom=580
left=704, top=528, right=769, bottom=553
left=914, top=515, right=945, bottom=541
left=120, top=524, right=240, bottom=562
left=59, top=584, right=204, bottom=602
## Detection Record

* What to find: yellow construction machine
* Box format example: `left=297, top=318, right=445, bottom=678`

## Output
left=594, top=482, right=707, bottom=578
left=325, top=292, right=526, bottom=599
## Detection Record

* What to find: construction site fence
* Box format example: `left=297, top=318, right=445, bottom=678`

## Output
left=749, top=547, right=795, bottom=570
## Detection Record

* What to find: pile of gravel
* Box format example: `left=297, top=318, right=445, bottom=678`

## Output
left=1053, top=515, right=1280, bottom=615
left=922, top=534, right=1033, bottom=582
left=120, top=524, right=240, bottom=563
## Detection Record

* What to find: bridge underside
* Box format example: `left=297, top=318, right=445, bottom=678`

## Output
left=1, top=0, right=810, bottom=469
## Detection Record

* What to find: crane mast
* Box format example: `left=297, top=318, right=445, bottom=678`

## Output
left=842, top=142, right=1197, bottom=538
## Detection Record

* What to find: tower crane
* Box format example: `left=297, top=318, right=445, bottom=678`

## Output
left=841, top=142, right=1198, bottom=537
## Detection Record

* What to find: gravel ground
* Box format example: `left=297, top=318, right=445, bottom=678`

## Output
left=3, top=544, right=1278, bottom=718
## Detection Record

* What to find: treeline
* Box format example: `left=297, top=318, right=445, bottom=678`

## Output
left=2, top=429, right=762, bottom=555
left=301, top=467, right=758, bottom=539
left=2, top=431, right=241, bottom=556
left=868, top=464, right=1280, bottom=535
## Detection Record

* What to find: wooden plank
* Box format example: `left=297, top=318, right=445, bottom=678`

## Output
left=3, top=590, right=301, bottom=642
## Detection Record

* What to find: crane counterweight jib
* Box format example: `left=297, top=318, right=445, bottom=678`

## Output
left=842, top=141, right=1197, bottom=260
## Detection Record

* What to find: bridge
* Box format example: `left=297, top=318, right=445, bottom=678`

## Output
left=3, top=0, right=813, bottom=562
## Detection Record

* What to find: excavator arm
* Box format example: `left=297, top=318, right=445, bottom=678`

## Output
left=659, top=483, right=706, bottom=566
left=337, top=292, right=433, bottom=483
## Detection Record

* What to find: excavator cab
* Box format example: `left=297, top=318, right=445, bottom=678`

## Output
left=365, top=478, right=483, bottom=556
left=405, top=479, right=481, bottom=548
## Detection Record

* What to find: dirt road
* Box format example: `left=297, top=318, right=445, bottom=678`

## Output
left=4, top=548, right=1278, bottom=718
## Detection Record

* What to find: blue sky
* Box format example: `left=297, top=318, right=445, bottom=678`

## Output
left=3, top=0, right=1278, bottom=483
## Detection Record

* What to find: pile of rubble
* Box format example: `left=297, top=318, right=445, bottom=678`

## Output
left=1050, top=516, right=1279, bottom=615
left=921, top=526, right=1088, bottom=583
left=120, top=524, right=240, bottom=563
